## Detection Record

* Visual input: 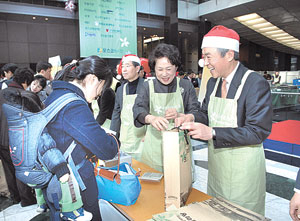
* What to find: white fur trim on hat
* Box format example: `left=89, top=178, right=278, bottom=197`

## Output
left=201, top=36, right=239, bottom=52
left=198, top=58, right=204, bottom=67
left=122, top=55, right=141, bottom=65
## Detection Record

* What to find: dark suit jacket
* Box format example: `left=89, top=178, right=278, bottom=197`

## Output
left=198, top=63, right=272, bottom=148
left=110, top=77, right=145, bottom=138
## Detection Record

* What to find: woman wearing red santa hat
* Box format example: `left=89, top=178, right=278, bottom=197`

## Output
left=180, top=25, right=272, bottom=215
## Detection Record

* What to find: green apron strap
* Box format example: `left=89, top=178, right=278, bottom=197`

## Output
left=211, top=78, right=221, bottom=97
left=234, top=70, right=252, bottom=100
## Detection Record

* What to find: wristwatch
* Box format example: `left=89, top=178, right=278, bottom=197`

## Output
left=212, top=128, right=216, bottom=140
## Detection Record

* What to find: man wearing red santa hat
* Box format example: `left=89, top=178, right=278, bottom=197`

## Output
left=181, top=25, right=272, bottom=215
left=110, top=54, right=146, bottom=161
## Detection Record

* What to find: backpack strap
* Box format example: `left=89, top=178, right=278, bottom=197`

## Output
left=44, top=93, right=88, bottom=191
left=64, top=141, right=87, bottom=191
left=42, top=93, right=86, bottom=122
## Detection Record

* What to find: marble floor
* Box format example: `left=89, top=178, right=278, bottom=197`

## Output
left=0, top=140, right=297, bottom=220
left=191, top=140, right=296, bottom=221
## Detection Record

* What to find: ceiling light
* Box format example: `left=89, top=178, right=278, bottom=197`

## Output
left=234, top=13, right=300, bottom=51
left=235, top=13, right=259, bottom=22
left=144, top=37, right=164, bottom=43
left=276, top=36, right=295, bottom=40
left=252, top=22, right=272, bottom=28
left=245, top=18, right=265, bottom=25
left=265, top=30, right=283, bottom=35
left=270, top=33, right=289, bottom=37
left=259, top=26, right=277, bottom=31
left=281, top=39, right=298, bottom=42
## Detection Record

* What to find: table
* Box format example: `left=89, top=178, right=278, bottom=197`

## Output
left=113, top=159, right=212, bottom=220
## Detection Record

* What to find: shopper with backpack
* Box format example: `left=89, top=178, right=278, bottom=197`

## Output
left=45, top=56, right=119, bottom=221
left=2, top=86, right=92, bottom=220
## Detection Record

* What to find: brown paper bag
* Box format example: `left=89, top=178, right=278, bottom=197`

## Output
left=0, top=159, right=10, bottom=198
left=162, top=130, right=192, bottom=210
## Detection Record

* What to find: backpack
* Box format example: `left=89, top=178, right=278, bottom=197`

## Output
left=2, top=93, right=85, bottom=189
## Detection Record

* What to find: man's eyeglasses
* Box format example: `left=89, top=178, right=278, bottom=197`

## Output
left=121, top=64, right=133, bottom=69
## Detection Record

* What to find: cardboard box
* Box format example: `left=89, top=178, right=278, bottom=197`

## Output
left=151, top=197, right=271, bottom=221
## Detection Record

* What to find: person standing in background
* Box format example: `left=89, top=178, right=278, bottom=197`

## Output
left=36, top=61, right=53, bottom=96
left=272, top=71, right=281, bottom=85
left=0, top=63, right=18, bottom=90
left=0, top=67, right=37, bottom=207
left=28, top=75, right=48, bottom=102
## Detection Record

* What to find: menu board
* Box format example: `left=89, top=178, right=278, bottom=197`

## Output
left=79, top=0, right=137, bottom=58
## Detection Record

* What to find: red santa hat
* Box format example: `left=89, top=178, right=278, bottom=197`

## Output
left=117, top=54, right=141, bottom=74
left=201, top=25, right=240, bottom=52
left=121, top=54, right=141, bottom=65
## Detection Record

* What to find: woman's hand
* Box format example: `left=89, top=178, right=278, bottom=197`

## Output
left=145, top=115, right=169, bottom=131
left=175, top=114, right=195, bottom=127
left=165, top=108, right=178, bottom=120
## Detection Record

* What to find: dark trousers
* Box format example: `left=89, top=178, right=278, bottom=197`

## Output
left=80, top=161, right=102, bottom=221
left=0, top=145, right=36, bottom=206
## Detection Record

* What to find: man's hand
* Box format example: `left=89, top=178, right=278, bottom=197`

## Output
left=180, top=122, right=213, bottom=140
left=290, top=192, right=300, bottom=220
left=145, top=115, right=169, bottom=131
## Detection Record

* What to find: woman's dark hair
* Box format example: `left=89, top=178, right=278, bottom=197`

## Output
left=55, top=56, right=113, bottom=90
left=13, top=67, right=35, bottom=86
left=4, top=90, right=43, bottom=113
left=148, top=43, right=181, bottom=72
left=33, top=75, right=47, bottom=89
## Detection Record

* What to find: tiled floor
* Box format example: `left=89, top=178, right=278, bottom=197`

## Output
left=0, top=140, right=296, bottom=220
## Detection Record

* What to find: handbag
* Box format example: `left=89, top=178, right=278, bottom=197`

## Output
left=94, top=142, right=141, bottom=206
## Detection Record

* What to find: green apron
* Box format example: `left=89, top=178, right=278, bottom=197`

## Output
left=141, top=79, right=185, bottom=172
left=207, top=70, right=266, bottom=215
left=119, top=83, right=146, bottom=161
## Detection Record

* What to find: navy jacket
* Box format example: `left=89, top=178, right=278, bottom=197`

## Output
left=44, top=81, right=118, bottom=172
left=199, top=63, right=272, bottom=148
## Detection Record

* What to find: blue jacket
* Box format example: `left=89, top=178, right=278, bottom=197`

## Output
left=44, top=81, right=118, bottom=177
